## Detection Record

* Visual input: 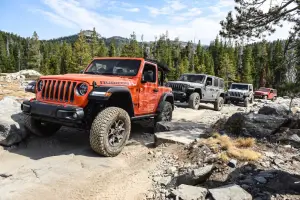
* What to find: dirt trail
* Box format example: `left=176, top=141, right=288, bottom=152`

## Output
left=0, top=99, right=244, bottom=200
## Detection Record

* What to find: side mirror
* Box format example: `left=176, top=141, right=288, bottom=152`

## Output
left=25, top=81, right=36, bottom=93
left=205, top=81, right=211, bottom=86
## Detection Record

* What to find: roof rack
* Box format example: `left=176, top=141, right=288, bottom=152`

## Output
left=145, top=59, right=170, bottom=72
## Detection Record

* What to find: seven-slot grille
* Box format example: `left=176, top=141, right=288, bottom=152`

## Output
left=167, top=83, right=187, bottom=92
left=229, top=91, right=242, bottom=97
left=40, top=80, right=78, bottom=103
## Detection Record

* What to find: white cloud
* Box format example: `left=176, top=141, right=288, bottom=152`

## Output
left=146, top=0, right=186, bottom=17
left=37, top=0, right=292, bottom=44
left=124, top=7, right=140, bottom=12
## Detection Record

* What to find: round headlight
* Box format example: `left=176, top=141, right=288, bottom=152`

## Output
left=38, top=80, right=43, bottom=91
left=77, top=83, right=88, bottom=96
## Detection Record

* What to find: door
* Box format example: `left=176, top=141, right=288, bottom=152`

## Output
left=212, top=77, right=219, bottom=99
left=202, top=76, right=214, bottom=100
left=138, top=63, right=158, bottom=115
left=269, top=89, right=274, bottom=99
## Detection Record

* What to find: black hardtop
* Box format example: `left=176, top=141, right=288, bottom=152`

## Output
left=145, top=59, right=170, bottom=72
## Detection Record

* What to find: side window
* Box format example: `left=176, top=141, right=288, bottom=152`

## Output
left=142, top=63, right=156, bottom=83
left=219, top=79, right=224, bottom=88
left=206, top=77, right=212, bottom=86
left=213, top=78, right=218, bottom=87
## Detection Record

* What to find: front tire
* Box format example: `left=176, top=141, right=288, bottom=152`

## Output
left=214, top=97, right=224, bottom=111
left=24, top=115, right=61, bottom=136
left=244, top=97, right=250, bottom=107
left=90, top=107, right=131, bottom=157
left=155, top=101, right=173, bottom=122
left=189, top=92, right=201, bottom=110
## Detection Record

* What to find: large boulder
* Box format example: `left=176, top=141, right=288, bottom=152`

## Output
left=258, top=104, right=289, bottom=116
left=209, top=184, right=252, bottom=200
left=225, top=113, right=288, bottom=138
left=0, top=97, right=27, bottom=146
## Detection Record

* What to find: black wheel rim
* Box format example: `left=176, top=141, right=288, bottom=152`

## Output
left=194, top=96, right=200, bottom=107
left=108, top=119, right=126, bottom=147
left=162, top=106, right=172, bottom=121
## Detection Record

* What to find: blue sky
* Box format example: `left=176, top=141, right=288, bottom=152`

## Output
left=0, top=0, right=291, bottom=44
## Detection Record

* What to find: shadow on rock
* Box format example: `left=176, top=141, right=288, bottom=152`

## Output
left=175, top=102, right=215, bottom=111
left=201, top=164, right=300, bottom=200
left=5, top=121, right=155, bottom=160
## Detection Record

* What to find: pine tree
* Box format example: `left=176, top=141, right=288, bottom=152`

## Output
left=241, top=46, right=253, bottom=83
left=219, top=52, right=235, bottom=81
left=0, top=33, right=8, bottom=72
left=60, top=42, right=72, bottom=74
left=121, top=32, right=142, bottom=57
left=96, top=39, right=108, bottom=57
left=90, top=27, right=99, bottom=57
left=108, top=40, right=116, bottom=57
left=27, top=31, right=41, bottom=70
left=73, top=30, right=91, bottom=71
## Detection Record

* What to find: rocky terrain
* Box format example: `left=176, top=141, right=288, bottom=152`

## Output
left=0, top=79, right=300, bottom=200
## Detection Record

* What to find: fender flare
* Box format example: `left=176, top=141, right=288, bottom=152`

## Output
left=156, top=92, right=174, bottom=113
left=88, top=86, right=134, bottom=116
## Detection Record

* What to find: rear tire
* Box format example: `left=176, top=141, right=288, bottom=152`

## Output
left=90, top=107, right=131, bottom=157
left=24, top=115, right=61, bottom=137
left=189, top=92, right=201, bottom=110
left=244, top=97, right=250, bottom=107
left=155, top=101, right=173, bottom=122
left=214, top=97, right=224, bottom=111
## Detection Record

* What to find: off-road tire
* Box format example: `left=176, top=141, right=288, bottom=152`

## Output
left=24, top=115, right=61, bottom=136
left=90, top=107, right=131, bottom=157
left=244, top=97, right=250, bottom=107
left=188, top=92, right=201, bottom=110
left=155, top=101, right=173, bottom=122
left=214, top=97, right=224, bottom=111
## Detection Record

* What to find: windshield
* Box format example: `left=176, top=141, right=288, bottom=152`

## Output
left=230, top=84, right=249, bottom=90
left=178, top=74, right=205, bottom=83
left=258, top=87, right=270, bottom=92
left=85, top=59, right=141, bottom=76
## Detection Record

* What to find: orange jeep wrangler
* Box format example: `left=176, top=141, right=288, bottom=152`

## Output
left=22, top=57, right=174, bottom=157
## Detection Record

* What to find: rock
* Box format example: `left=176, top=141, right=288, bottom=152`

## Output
left=293, top=154, right=300, bottom=162
left=254, top=176, right=267, bottom=184
left=225, top=113, right=288, bottom=138
left=170, top=184, right=208, bottom=200
left=167, top=167, right=177, bottom=174
left=209, top=184, right=252, bottom=200
left=154, top=129, right=208, bottom=145
left=175, top=165, right=214, bottom=186
left=274, top=129, right=300, bottom=148
left=227, top=159, right=237, bottom=168
left=264, top=152, right=276, bottom=158
left=153, top=176, right=172, bottom=186
left=237, top=108, right=245, bottom=111
left=155, top=121, right=208, bottom=132
left=0, top=97, right=28, bottom=146
left=258, top=104, right=289, bottom=116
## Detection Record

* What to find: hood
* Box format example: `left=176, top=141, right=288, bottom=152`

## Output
left=39, top=74, right=137, bottom=86
left=228, top=89, right=248, bottom=94
left=167, top=81, right=204, bottom=88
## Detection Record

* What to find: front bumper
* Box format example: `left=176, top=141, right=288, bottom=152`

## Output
left=172, top=91, right=187, bottom=101
left=228, top=96, right=244, bottom=101
left=21, top=100, right=85, bottom=126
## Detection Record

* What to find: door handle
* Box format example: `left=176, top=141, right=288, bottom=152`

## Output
left=153, top=89, right=158, bottom=93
